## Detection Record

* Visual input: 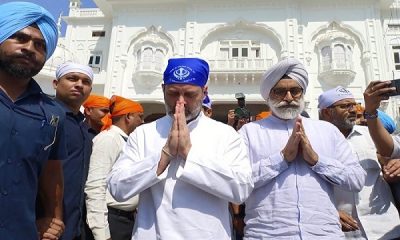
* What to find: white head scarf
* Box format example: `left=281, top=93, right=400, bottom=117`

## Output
left=318, top=86, right=354, bottom=109
left=56, top=62, right=94, bottom=82
left=260, top=58, right=308, bottom=100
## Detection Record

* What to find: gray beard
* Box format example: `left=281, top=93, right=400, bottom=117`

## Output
left=268, top=96, right=305, bottom=120
left=332, top=117, right=355, bottom=130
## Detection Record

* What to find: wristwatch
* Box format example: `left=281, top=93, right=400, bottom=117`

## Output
left=363, top=110, right=378, bottom=120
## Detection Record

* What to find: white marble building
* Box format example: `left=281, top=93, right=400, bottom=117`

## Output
left=36, top=0, right=400, bottom=123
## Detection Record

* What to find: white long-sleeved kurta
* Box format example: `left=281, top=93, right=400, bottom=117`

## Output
left=85, top=125, right=139, bottom=240
left=334, top=125, right=400, bottom=240
left=239, top=116, right=366, bottom=240
left=107, top=112, right=253, bottom=240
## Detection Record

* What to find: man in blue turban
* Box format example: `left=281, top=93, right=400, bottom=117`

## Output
left=0, top=2, right=66, bottom=240
left=107, top=57, right=253, bottom=240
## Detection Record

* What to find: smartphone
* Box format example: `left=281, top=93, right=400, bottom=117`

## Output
left=387, top=79, right=400, bottom=96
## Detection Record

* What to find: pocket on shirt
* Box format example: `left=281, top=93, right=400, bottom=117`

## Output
left=35, top=122, right=57, bottom=160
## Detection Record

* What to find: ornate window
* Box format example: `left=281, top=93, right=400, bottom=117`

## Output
left=314, top=28, right=356, bottom=86
left=321, top=46, right=331, bottom=71
left=136, top=46, right=166, bottom=72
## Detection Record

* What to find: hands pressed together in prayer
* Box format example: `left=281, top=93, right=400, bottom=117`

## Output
left=157, top=100, right=192, bottom=175
left=281, top=117, right=319, bottom=166
left=36, top=217, right=65, bottom=240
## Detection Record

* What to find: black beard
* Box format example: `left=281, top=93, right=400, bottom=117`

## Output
left=0, top=54, right=44, bottom=79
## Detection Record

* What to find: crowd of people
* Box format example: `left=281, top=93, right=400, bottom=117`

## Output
left=1, top=1, right=400, bottom=240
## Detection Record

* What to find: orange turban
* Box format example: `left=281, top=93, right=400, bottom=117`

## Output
left=355, top=104, right=364, bottom=115
left=101, top=95, right=144, bottom=130
left=83, top=95, right=110, bottom=109
left=256, top=111, right=271, bottom=120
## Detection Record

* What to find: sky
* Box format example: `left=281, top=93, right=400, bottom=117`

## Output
left=0, top=0, right=98, bottom=36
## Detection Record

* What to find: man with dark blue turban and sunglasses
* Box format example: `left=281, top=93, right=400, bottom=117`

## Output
left=0, top=2, right=67, bottom=239
left=107, top=57, right=253, bottom=239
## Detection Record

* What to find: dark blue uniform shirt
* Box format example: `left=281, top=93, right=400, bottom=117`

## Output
left=0, top=80, right=67, bottom=239
left=56, top=101, right=93, bottom=240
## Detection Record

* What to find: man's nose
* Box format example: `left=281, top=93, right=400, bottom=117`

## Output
left=21, top=40, right=36, bottom=55
left=178, top=95, right=186, bottom=104
left=283, top=91, right=294, bottom=102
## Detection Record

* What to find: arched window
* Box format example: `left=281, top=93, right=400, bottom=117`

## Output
left=346, top=46, right=353, bottom=69
left=142, top=47, right=153, bottom=70
left=321, top=46, right=332, bottom=71
left=333, top=44, right=346, bottom=69
left=136, top=49, right=141, bottom=64
left=154, top=49, right=165, bottom=72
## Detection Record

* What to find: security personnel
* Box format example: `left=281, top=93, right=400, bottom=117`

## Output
left=0, top=2, right=66, bottom=239
left=52, top=62, right=94, bottom=240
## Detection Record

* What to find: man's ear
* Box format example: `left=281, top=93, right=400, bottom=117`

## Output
left=320, top=108, right=331, bottom=120
left=84, top=107, right=90, bottom=116
left=52, top=79, right=58, bottom=90
left=203, top=86, right=208, bottom=95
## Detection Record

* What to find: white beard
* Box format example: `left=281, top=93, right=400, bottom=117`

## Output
left=268, top=96, right=305, bottom=120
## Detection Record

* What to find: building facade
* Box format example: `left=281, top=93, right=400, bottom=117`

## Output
left=37, top=0, right=400, bottom=123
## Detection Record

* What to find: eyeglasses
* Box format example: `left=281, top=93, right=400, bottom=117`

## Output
left=328, top=103, right=357, bottom=110
left=270, top=87, right=303, bottom=99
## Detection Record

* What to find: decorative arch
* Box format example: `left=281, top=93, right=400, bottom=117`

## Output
left=310, top=21, right=366, bottom=54
left=126, top=26, right=175, bottom=89
left=126, top=25, right=176, bottom=55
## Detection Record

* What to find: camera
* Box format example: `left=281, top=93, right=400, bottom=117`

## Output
left=234, top=93, right=250, bottom=120
left=386, top=79, right=400, bottom=97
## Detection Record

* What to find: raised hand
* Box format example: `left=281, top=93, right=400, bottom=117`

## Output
left=363, top=81, right=393, bottom=113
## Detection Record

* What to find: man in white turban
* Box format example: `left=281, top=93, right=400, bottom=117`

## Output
left=319, top=86, right=400, bottom=240
left=52, top=62, right=94, bottom=240
left=0, top=1, right=66, bottom=240
left=238, top=58, right=366, bottom=239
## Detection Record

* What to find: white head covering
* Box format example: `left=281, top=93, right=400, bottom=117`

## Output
left=260, top=58, right=308, bottom=101
left=56, top=62, right=94, bottom=81
left=318, top=86, right=354, bottom=109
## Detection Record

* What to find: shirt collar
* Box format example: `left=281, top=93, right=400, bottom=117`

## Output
left=16, top=79, right=44, bottom=101
left=347, top=125, right=364, bottom=139
left=110, top=125, right=129, bottom=138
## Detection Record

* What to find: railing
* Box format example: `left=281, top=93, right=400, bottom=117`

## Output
left=136, top=61, right=165, bottom=73
left=321, top=61, right=354, bottom=72
left=208, top=58, right=273, bottom=72
left=70, top=8, right=104, bottom=17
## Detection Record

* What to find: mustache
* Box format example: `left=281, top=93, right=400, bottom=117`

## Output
left=13, top=52, right=37, bottom=62
left=274, top=100, right=301, bottom=108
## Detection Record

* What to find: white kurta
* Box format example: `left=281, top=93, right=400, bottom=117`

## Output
left=107, top=112, right=253, bottom=240
left=239, top=116, right=366, bottom=240
left=85, top=125, right=139, bottom=240
left=334, top=125, right=400, bottom=240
